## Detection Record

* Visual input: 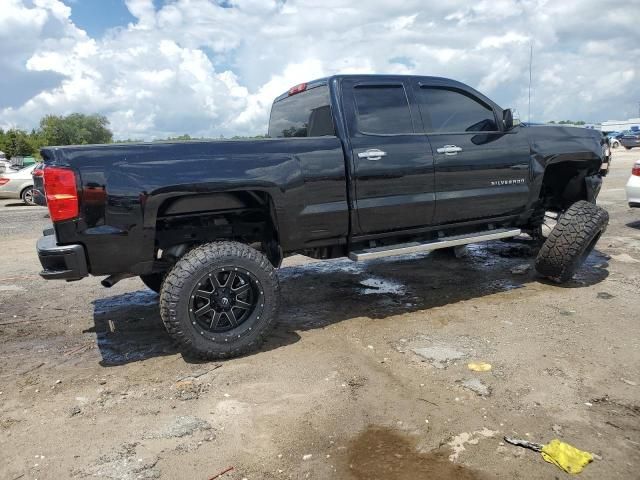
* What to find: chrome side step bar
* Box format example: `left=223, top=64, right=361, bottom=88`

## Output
left=348, top=228, right=521, bottom=261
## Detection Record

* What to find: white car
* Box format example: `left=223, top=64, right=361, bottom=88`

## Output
left=0, top=164, right=38, bottom=205
left=626, top=160, right=640, bottom=208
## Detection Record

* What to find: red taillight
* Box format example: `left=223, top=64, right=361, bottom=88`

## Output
left=0, top=177, right=9, bottom=186
left=288, top=82, right=307, bottom=96
left=33, top=168, right=44, bottom=177
left=633, top=163, right=640, bottom=177
left=44, top=167, right=78, bottom=222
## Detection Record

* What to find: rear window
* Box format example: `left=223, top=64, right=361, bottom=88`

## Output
left=353, top=85, right=413, bottom=135
left=268, top=86, right=335, bottom=138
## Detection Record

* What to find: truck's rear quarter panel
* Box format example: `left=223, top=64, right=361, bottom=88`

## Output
left=42, top=137, right=347, bottom=276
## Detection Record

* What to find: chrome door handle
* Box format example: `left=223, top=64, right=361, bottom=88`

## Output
left=436, top=145, right=463, bottom=155
left=358, top=149, right=387, bottom=161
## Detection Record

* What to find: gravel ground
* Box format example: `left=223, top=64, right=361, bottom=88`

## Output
left=0, top=150, right=639, bottom=480
left=0, top=200, right=49, bottom=238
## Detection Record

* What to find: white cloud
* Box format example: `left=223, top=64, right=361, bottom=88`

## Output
left=0, top=0, right=639, bottom=139
left=477, top=32, right=529, bottom=50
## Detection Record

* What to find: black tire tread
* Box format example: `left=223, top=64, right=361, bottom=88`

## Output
left=160, top=241, right=279, bottom=360
left=535, top=201, right=608, bottom=283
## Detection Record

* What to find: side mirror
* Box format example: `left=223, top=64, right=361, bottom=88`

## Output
left=503, top=108, right=521, bottom=130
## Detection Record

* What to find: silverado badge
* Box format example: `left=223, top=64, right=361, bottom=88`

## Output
left=491, top=178, right=526, bottom=186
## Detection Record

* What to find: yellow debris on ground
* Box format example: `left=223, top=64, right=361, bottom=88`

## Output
left=541, top=439, right=593, bottom=474
left=467, top=361, right=492, bottom=372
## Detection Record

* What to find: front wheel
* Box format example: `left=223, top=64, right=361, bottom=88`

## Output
left=535, top=201, right=608, bottom=283
left=21, top=187, right=36, bottom=205
left=160, top=241, right=279, bottom=360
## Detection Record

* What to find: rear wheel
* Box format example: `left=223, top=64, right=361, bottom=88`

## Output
left=140, top=273, right=164, bottom=293
left=21, top=186, right=36, bottom=206
left=160, top=241, right=279, bottom=360
left=535, top=201, right=608, bottom=283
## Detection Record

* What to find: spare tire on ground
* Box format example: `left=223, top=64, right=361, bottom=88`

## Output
left=535, top=200, right=609, bottom=283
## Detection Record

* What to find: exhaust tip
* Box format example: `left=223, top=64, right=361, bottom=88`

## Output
left=101, top=273, right=134, bottom=288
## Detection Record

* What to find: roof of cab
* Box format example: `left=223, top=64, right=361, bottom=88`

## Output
left=273, top=74, right=473, bottom=103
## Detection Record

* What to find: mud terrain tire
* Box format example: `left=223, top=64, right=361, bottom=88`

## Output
left=160, top=241, right=279, bottom=360
left=140, top=273, right=164, bottom=293
left=535, top=201, right=608, bottom=283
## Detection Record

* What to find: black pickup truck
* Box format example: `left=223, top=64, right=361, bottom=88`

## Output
left=37, top=74, right=608, bottom=359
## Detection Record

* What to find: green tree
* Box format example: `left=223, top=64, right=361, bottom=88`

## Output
left=1, top=129, right=35, bottom=159
left=40, top=113, right=113, bottom=146
left=166, top=134, right=192, bottom=141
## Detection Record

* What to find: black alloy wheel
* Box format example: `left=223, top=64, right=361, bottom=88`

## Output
left=189, top=267, right=261, bottom=334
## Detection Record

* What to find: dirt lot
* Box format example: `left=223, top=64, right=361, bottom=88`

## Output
left=1, top=150, right=639, bottom=480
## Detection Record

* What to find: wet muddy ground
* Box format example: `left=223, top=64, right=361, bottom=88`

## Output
left=1, top=150, right=639, bottom=479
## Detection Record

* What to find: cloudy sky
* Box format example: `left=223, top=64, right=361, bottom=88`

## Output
left=1, top=0, right=639, bottom=139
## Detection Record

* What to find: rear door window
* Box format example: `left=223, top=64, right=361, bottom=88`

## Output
left=268, top=86, right=335, bottom=138
left=353, top=85, right=414, bottom=135
left=417, top=87, right=498, bottom=133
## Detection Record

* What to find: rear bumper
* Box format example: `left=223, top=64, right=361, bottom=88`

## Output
left=37, top=234, right=88, bottom=281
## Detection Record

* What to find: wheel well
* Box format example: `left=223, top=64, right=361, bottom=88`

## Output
left=154, top=191, right=282, bottom=267
left=20, top=185, right=34, bottom=197
left=538, top=162, right=598, bottom=211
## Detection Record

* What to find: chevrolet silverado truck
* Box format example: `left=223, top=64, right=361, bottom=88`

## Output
left=36, top=74, right=609, bottom=359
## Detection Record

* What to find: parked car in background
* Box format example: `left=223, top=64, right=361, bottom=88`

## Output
left=0, top=164, right=39, bottom=205
left=626, top=160, right=640, bottom=208
left=32, top=163, right=47, bottom=206
left=606, top=131, right=622, bottom=148
left=10, top=156, right=38, bottom=168
left=620, top=130, right=640, bottom=150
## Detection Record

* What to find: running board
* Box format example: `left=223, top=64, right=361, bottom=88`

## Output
left=348, top=228, right=521, bottom=261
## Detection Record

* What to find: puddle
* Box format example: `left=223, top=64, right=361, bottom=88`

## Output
left=93, top=290, right=158, bottom=315
left=91, top=290, right=175, bottom=365
left=96, top=333, right=173, bottom=365
left=359, top=277, right=406, bottom=295
left=346, top=427, right=485, bottom=480
left=280, top=257, right=365, bottom=278
left=280, top=252, right=434, bottom=279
